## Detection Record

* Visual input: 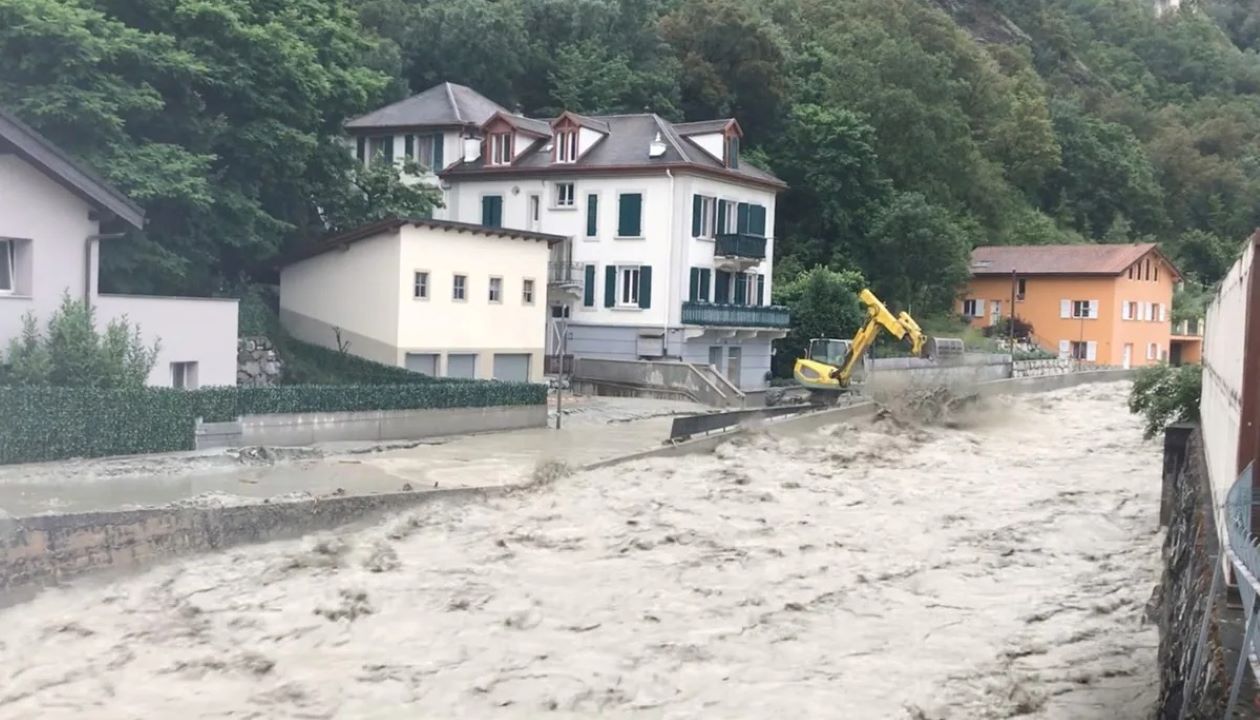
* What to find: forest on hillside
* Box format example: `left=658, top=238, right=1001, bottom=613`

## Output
left=2, top=0, right=1258, bottom=320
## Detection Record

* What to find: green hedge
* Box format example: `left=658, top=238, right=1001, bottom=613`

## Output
left=0, top=381, right=546, bottom=465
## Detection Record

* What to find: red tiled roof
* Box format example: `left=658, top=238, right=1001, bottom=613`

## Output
left=970, top=243, right=1179, bottom=278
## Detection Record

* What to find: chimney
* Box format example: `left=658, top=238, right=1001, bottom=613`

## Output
left=649, top=132, right=667, bottom=158
left=464, top=137, right=481, bottom=162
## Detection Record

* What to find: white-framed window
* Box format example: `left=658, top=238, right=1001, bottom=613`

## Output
left=489, top=133, right=512, bottom=165
left=962, top=298, right=981, bottom=317
left=556, top=130, right=578, bottom=163
left=453, top=274, right=467, bottom=301
left=618, top=266, right=641, bottom=307
left=527, top=193, right=541, bottom=230
left=695, top=195, right=717, bottom=238
left=171, top=362, right=199, bottom=390
left=1069, top=341, right=1096, bottom=361
left=1122, top=300, right=1138, bottom=320
left=554, top=182, right=575, bottom=208
left=488, top=276, right=503, bottom=303
left=0, top=238, right=13, bottom=293
left=413, top=271, right=429, bottom=300
left=522, top=278, right=535, bottom=304
left=1147, top=342, right=1158, bottom=360
left=1072, top=300, right=1090, bottom=318
left=721, top=200, right=739, bottom=235
left=366, top=135, right=392, bottom=166
left=1015, top=278, right=1027, bottom=300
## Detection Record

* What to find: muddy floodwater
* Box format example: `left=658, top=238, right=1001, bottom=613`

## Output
left=0, top=382, right=1161, bottom=719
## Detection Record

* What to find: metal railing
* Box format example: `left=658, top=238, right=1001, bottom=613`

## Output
left=714, top=233, right=767, bottom=260
left=549, top=261, right=581, bottom=285
left=680, top=301, right=790, bottom=328
left=1184, top=462, right=1259, bottom=719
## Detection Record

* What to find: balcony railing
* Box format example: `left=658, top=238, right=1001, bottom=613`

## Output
left=549, top=261, right=581, bottom=285
left=714, top=233, right=767, bottom=260
left=681, top=301, right=790, bottom=328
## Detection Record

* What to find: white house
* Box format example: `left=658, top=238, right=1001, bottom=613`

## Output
left=279, top=218, right=561, bottom=382
left=0, top=107, right=238, bottom=388
left=344, top=84, right=789, bottom=391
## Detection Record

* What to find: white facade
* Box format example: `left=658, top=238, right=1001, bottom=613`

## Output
left=0, top=153, right=238, bottom=387
left=279, top=221, right=553, bottom=382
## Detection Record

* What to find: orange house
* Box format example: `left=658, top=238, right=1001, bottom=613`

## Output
left=963, top=243, right=1179, bottom=368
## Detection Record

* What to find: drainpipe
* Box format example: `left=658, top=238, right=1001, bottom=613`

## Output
left=84, top=232, right=124, bottom=309
left=665, top=168, right=676, bottom=358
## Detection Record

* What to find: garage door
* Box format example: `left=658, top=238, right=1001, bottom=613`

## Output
left=492, top=353, right=530, bottom=382
left=447, top=353, right=477, bottom=379
left=404, top=353, right=438, bottom=376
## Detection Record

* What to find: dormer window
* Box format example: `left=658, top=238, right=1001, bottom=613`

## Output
left=556, top=129, right=578, bottom=163
left=724, top=135, right=739, bottom=169
left=489, top=132, right=513, bottom=166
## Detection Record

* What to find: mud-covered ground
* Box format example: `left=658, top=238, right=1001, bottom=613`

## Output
left=0, top=382, right=1160, bottom=719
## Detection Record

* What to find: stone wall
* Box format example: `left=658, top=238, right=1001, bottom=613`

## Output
left=237, top=335, right=283, bottom=387
left=1012, top=358, right=1075, bottom=377
left=1152, top=427, right=1233, bottom=718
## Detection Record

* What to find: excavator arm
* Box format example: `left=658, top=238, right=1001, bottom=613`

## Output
left=829, top=289, right=930, bottom=384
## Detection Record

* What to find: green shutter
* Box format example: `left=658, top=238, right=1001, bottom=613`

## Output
left=715, top=271, right=730, bottom=303
left=404, top=134, right=414, bottom=159
left=736, top=203, right=750, bottom=234
left=700, top=269, right=711, bottom=302
left=692, top=195, right=702, bottom=237
left=750, top=205, right=766, bottom=236
left=482, top=196, right=502, bottom=227
left=586, top=194, right=598, bottom=237
left=618, top=193, right=642, bottom=237
left=756, top=274, right=765, bottom=305
left=717, top=200, right=728, bottom=234
left=734, top=273, right=747, bottom=304
left=604, top=266, right=616, bottom=307
left=584, top=264, right=596, bottom=307
left=638, top=265, right=652, bottom=309
left=689, top=267, right=700, bottom=302
left=432, top=134, right=444, bottom=169
left=356, top=136, right=366, bottom=163
left=383, top=136, right=394, bottom=162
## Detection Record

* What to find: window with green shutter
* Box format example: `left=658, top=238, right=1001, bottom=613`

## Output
left=604, top=266, right=617, bottom=307
left=481, top=195, right=503, bottom=228
left=432, top=134, right=444, bottom=169
left=689, top=268, right=700, bottom=302
left=692, top=196, right=703, bottom=237
left=638, top=266, right=652, bottom=309
left=618, top=193, right=642, bottom=237
left=715, top=270, right=731, bottom=303
left=736, top=203, right=751, bottom=234
left=716, top=200, right=728, bottom=234
left=404, top=134, right=414, bottom=158
left=586, top=194, right=598, bottom=237
left=756, top=275, right=766, bottom=305
left=699, top=269, right=711, bottom=302
left=749, top=205, right=767, bottom=237
left=356, top=136, right=366, bottom=164
left=734, top=273, right=747, bottom=304
left=584, top=264, right=596, bottom=307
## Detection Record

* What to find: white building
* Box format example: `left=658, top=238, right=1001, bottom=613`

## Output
left=344, top=85, right=789, bottom=391
left=279, top=218, right=561, bottom=382
left=0, top=107, right=238, bottom=388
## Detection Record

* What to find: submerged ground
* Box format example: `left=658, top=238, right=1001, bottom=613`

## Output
left=0, top=382, right=1160, bottom=719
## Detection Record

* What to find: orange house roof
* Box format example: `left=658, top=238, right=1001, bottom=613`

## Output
left=970, top=243, right=1180, bottom=279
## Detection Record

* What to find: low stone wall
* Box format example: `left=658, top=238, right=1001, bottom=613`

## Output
left=1012, top=358, right=1075, bottom=377
left=195, top=404, right=547, bottom=449
left=237, top=335, right=283, bottom=387
left=0, top=488, right=494, bottom=601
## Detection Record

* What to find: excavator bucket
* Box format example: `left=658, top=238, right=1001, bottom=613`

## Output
left=924, top=336, right=965, bottom=363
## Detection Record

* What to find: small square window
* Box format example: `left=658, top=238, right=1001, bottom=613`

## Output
left=453, top=274, right=467, bottom=301
left=172, top=362, right=199, bottom=390
left=413, top=271, right=429, bottom=299
left=962, top=299, right=979, bottom=317
left=1072, top=300, right=1092, bottom=318
left=554, top=182, right=575, bottom=207
left=522, top=278, right=535, bottom=304
left=489, top=276, right=502, bottom=303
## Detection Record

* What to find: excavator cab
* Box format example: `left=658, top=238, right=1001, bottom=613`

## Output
left=806, top=338, right=852, bottom=367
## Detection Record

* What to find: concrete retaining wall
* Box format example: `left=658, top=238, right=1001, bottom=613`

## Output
left=0, top=488, right=495, bottom=602
left=195, top=404, right=547, bottom=449
left=866, top=352, right=1012, bottom=387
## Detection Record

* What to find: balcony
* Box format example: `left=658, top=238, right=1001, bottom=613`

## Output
left=681, top=301, right=790, bottom=329
left=713, top=233, right=766, bottom=271
left=548, top=261, right=583, bottom=300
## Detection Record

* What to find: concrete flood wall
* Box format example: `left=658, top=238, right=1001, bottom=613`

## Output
left=0, top=368, right=1137, bottom=602
left=195, top=404, right=547, bottom=449
left=571, top=357, right=743, bottom=407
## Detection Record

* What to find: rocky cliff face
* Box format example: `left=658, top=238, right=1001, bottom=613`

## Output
left=237, top=336, right=283, bottom=387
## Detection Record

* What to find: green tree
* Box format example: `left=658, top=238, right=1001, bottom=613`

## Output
left=318, top=159, right=444, bottom=234
left=862, top=193, right=972, bottom=315
left=3, top=295, right=159, bottom=389
left=1129, top=363, right=1201, bottom=439
left=772, top=266, right=866, bottom=377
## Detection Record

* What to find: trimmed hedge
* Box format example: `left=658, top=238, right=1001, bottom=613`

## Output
left=0, top=381, right=546, bottom=465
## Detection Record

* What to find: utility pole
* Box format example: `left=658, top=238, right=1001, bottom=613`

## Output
left=555, top=318, right=569, bottom=430
left=1009, top=269, right=1017, bottom=349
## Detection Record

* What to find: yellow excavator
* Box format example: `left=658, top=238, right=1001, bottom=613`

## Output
left=794, top=288, right=965, bottom=403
